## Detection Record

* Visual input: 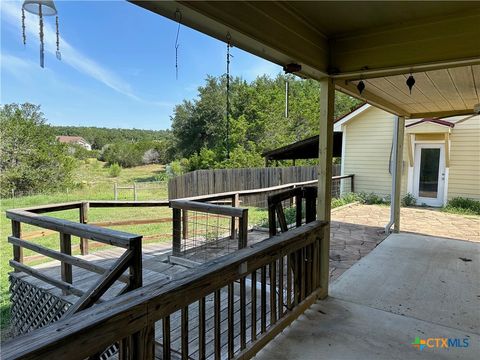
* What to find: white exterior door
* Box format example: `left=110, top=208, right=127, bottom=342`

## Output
left=413, top=144, right=445, bottom=207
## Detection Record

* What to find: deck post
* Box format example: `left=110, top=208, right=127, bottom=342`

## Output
left=317, top=78, right=334, bottom=299
left=393, top=116, right=405, bottom=233
left=59, top=233, right=73, bottom=294
left=231, top=193, right=240, bottom=239
left=238, top=209, right=248, bottom=249
left=182, top=210, right=189, bottom=240
left=79, top=202, right=89, bottom=255
left=172, top=208, right=182, bottom=256
left=12, top=220, right=22, bottom=270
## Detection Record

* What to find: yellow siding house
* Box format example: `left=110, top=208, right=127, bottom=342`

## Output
left=335, top=104, right=480, bottom=206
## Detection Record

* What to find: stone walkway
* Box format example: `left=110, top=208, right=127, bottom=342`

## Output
left=329, top=203, right=480, bottom=281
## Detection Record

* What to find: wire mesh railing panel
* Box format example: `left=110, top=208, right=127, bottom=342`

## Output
left=180, top=211, right=234, bottom=263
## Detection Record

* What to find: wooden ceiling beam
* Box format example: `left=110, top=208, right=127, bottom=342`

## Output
left=410, top=109, right=475, bottom=119
left=330, top=10, right=480, bottom=80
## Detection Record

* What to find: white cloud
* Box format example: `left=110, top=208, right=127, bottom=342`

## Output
left=1, top=1, right=169, bottom=107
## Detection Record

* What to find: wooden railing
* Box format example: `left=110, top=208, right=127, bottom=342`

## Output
left=2, top=220, right=328, bottom=360
left=18, top=200, right=170, bottom=255
left=267, top=186, right=318, bottom=236
left=6, top=208, right=144, bottom=313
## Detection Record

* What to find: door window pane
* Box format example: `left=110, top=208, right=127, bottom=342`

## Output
left=419, top=148, right=440, bottom=198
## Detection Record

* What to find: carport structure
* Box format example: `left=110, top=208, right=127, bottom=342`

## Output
left=3, top=2, right=479, bottom=360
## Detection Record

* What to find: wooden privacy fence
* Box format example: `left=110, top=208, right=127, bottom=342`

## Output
left=2, top=220, right=328, bottom=360
left=168, top=165, right=341, bottom=203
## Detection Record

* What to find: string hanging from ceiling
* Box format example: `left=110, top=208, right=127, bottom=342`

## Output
left=174, top=9, right=182, bottom=80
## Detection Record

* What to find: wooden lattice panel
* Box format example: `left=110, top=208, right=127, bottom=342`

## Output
left=9, top=275, right=70, bottom=336
left=9, top=275, right=117, bottom=359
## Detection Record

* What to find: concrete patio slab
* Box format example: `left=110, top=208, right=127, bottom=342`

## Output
left=331, top=233, right=480, bottom=334
left=256, top=298, right=479, bottom=360
left=255, top=233, right=479, bottom=360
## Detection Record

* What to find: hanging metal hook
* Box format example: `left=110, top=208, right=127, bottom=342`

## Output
left=174, top=9, right=182, bottom=80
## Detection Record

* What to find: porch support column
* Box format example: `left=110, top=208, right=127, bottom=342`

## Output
left=392, top=116, right=405, bottom=233
left=317, top=78, right=334, bottom=299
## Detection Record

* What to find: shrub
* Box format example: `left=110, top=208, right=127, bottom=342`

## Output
left=109, top=163, right=122, bottom=177
left=444, top=197, right=480, bottom=216
left=142, top=149, right=160, bottom=164
left=154, top=171, right=168, bottom=182
left=166, top=159, right=186, bottom=177
left=402, top=193, right=416, bottom=207
left=69, top=144, right=94, bottom=160
left=357, top=192, right=385, bottom=205
left=332, top=192, right=361, bottom=208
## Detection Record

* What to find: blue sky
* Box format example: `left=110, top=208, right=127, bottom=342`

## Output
left=1, top=1, right=281, bottom=129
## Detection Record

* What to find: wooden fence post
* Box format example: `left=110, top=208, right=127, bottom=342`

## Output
left=114, top=183, right=118, bottom=200
left=133, top=182, right=138, bottom=201
left=80, top=202, right=89, bottom=255
left=172, top=208, right=182, bottom=256
left=60, top=233, right=72, bottom=294
left=12, top=220, right=22, bottom=270
left=231, top=193, right=240, bottom=239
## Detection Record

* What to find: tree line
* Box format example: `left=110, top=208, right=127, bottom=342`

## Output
left=0, top=73, right=361, bottom=196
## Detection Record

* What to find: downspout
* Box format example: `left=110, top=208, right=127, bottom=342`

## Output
left=385, top=116, right=399, bottom=234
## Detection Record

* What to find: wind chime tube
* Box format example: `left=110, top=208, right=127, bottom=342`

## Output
left=22, top=8, right=26, bottom=45
left=39, top=3, right=44, bottom=68
left=226, top=39, right=231, bottom=159
left=56, top=16, right=61, bottom=60
left=285, top=80, right=289, bottom=118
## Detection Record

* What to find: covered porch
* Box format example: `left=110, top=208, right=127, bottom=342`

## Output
left=258, top=232, right=479, bottom=359
left=3, top=1, right=480, bottom=359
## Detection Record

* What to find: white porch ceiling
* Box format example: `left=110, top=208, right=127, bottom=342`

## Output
left=339, top=65, right=480, bottom=118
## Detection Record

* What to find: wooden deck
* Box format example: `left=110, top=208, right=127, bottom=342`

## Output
left=10, top=230, right=271, bottom=358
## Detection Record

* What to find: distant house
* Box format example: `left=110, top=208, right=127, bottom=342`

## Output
left=56, top=136, right=92, bottom=151
left=335, top=104, right=480, bottom=206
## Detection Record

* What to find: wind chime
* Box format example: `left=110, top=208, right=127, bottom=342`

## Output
left=226, top=32, right=233, bottom=159
left=21, top=0, right=61, bottom=68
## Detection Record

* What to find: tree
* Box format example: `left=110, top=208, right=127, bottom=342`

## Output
left=169, top=74, right=362, bottom=171
left=0, top=103, right=75, bottom=197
